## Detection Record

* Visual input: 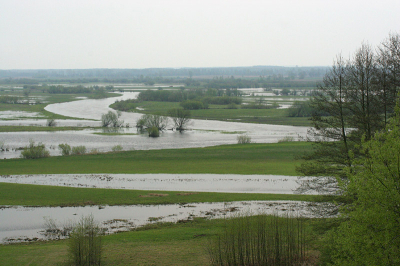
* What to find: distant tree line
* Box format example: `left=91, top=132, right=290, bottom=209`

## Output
left=0, top=66, right=328, bottom=80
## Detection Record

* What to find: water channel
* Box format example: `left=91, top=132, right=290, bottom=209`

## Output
left=0, top=92, right=309, bottom=158
left=0, top=91, right=319, bottom=244
left=1, top=200, right=327, bottom=244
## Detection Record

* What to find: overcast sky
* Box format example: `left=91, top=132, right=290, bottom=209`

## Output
left=1, top=0, right=399, bottom=69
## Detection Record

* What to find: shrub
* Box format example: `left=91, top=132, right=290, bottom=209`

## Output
left=111, top=145, right=123, bottom=152
left=227, top=103, right=238, bottom=109
left=278, top=136, right=295, bottom=142
left=21, top=140, right=50, bottom=159
left=68, top=215, right=102, bottom=266
left=237, top=134, right=251, bottom=144
left=180, top=100, right=205, bottom=110
left=58, top=143, right=71, bottom=156
left=208, top=214, right=307, bottom=266
left=46, top=118, right=57, bottom=127
left=147, top=126, right=160, bottom=137
left=71, top=145, right=87, bottom=155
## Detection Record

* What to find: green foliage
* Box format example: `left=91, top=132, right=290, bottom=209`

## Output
left=71, top=145, right=87, bottom=155
left=47, top=85, right=92, bottom=94
left=21, top=140, right=50, bottom=159
left=110, top=98, right=139, bottom=111
left=241, top=103, right=278, bottom=109
left=68, top=215, right=102, bottom=266
left=137, top=114, right=168, bottom=132
left=326, top=109, right=400, bottom=265
left=59, top=143, right=72, bottom=156
left=278, top=136, right=295, bottom=142
left=208, top=214, right=307, bottom=266
left=180, top=100, right=206, bottom=110
left=0, top=95, right=21, bottom=104
left=287, top=101, right=314, bottom=117
left=147, top=126, right=160, bottom=137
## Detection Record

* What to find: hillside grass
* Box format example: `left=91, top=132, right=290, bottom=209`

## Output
left=0, top=216, right=327, bottom=266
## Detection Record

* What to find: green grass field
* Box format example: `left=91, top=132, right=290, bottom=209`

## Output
left=0, top=216, right=327, bottom=266
left=0, top=142, right=312, bottom=175
left=112, top=100, right=312, bottom=126
left=0, top=182, right=327, bottom=207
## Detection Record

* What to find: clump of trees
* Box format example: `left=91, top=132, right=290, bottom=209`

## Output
left=101, top=111, right=124, bottom=128
left=298, top=33, right=400, bottom=264
left=298, top=33, right=400, bottom=193
left=324, top=109, right=400, bottom=265
left=136, top=114, right=169, bottom=137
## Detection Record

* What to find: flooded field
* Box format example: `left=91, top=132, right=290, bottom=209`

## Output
left=0, top=92, right=308, bottom=158
left=0, top=200, right=326, bottom=244
left=0, top=174, right=311, bottom=194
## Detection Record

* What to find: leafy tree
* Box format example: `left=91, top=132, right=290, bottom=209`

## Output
left=168, top=108, right=191, bottom=132
left=136, top=114, right=168, bottom=134
left=327, top=106, right=400, bottom=265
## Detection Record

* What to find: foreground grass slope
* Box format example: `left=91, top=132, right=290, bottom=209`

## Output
left=0, top=217, right=324, bottom=266
left=0, top=142, right=312, bottom=175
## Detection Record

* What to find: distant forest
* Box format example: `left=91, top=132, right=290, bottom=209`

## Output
left=0, top=66, right=328, bottom=81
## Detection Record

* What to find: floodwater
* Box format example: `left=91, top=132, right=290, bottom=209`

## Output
left=0, top=174, right=311, bottom=194
left=0, top=92, right=309, bottom=159
left=0, top=201, right=326, bottom=244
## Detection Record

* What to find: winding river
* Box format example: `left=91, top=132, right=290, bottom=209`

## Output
left=0, top=92, right=309, bottom=158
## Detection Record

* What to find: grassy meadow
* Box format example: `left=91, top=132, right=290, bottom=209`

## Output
left=0, top=216, right=328, bottom=266
left=0, top=142, right=312, bottom=176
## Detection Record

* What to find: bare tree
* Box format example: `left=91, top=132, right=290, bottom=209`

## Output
left=168, top=108, right=191, bottom=132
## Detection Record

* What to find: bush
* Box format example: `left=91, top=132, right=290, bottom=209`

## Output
left=147, top=126, right=160, bottom=137
left=180, top=100, right=205, bottom=110
left=287, top=101, right=313, bottom=117
left=21, top=140, right=50, bottom=159
left=111, top=145, right=123, bottom=152
left=278, top=136, right=295, bottom=142
left=59, top=143, right=72, bottom=156
left=237, top=134, right=251, bottom=144
left=46, top=119, right=57, bottom=127
left=71, top=146, right=87, bottom=155
left=208, top=214, right=307, bottom=266
left=68, top=215, right=102, bottom=266
left=227, top=103, right=238, bottom=109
